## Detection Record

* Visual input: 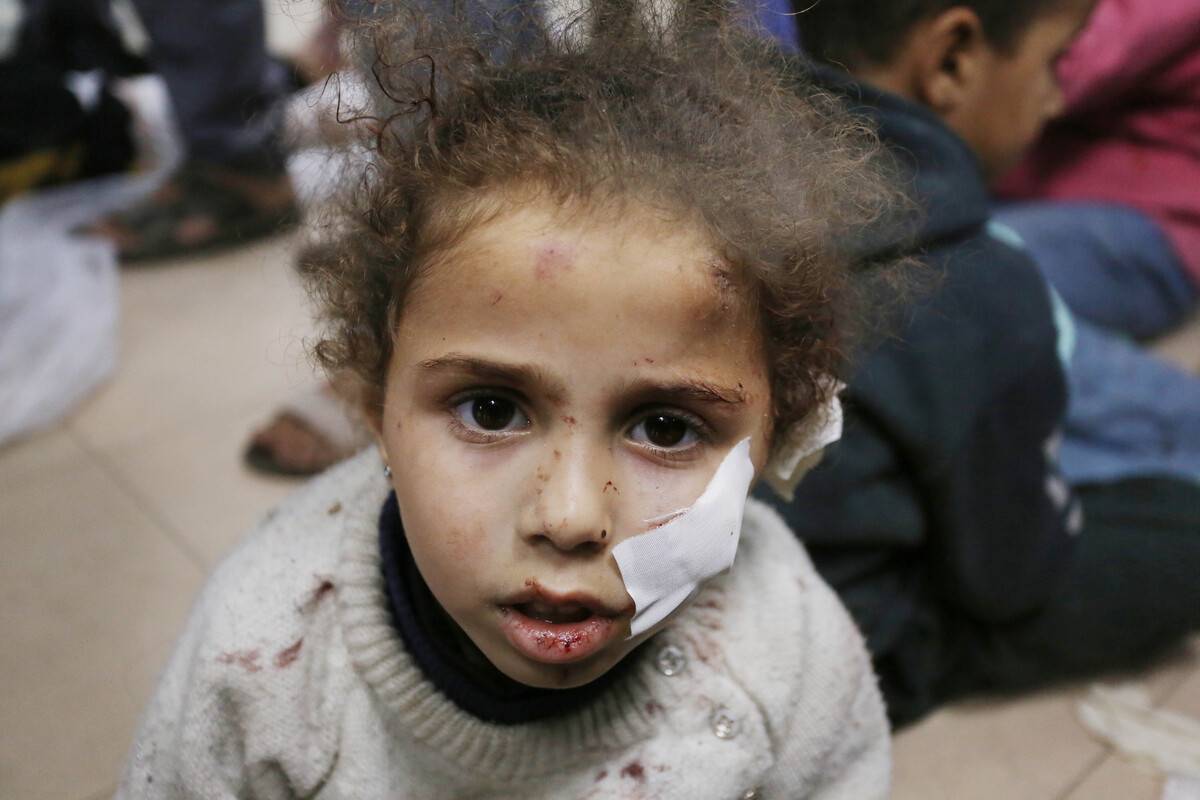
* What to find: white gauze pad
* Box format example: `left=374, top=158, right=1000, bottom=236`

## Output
left=613, top=438, right=755, bottom=637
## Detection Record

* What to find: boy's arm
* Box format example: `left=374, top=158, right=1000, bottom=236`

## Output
left=1058, top=0, right=1200, bottom=113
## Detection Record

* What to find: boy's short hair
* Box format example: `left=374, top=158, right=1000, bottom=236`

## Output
left=798, top=0, right=1073, bottom=68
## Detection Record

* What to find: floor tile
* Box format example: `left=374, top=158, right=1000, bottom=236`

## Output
left=1162, top=662, right=1200, bottom=719
left=0, top=425, right=92, bottom=487
left=1121, top=637, right=1200, bottom=705
left=1062, top=656, right=1200, bottom=800
left=100, top=401, right=319, bottom=568
left=892, top=687, right=1106, bottom=800
left=68, top=234, right=319, bottom=451
left=1061, top=755, right=1164, bottom=800
left=0, top=461, right=204, bottom=800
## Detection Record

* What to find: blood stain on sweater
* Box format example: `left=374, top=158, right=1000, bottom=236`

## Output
left=217, top=649, right=262, bottom=673
left=274, top=638, right=304, bottom=669
left=300, top=576, right=336, bottom=614
left=620, top=761, right=645, bottom=782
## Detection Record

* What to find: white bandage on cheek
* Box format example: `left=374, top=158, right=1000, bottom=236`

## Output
left=612, top=438, right=755, bottom=638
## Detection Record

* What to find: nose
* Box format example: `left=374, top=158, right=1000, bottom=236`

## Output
left=524, top=440, right=613, bottom=554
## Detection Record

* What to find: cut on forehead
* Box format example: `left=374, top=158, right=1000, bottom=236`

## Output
left=408, top=180, right=754, bottom=307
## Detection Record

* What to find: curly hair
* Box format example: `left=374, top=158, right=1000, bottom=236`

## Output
left=300, top=0, right=916, bottom=447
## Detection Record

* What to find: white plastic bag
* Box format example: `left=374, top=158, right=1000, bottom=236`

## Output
left=0, top=190, right=120, bottom=446
left=0, top=75, right=179, bottom=446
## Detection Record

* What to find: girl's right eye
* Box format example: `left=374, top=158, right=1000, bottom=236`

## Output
left=451, top=395, right=530, bottom=437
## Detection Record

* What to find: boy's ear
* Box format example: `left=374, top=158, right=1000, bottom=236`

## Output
left=911, top=7, right=990, bottom=115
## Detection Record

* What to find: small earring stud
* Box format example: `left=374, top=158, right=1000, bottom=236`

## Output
left=383, top=464, right=392, bottom=478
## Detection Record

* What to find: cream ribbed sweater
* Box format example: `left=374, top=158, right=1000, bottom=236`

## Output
left=116, top=451, right=889, bottom=799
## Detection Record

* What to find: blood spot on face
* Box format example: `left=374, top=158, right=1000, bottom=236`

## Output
left=561, top=415, right=577, bottom=426
left=533, top=627, right=590, bottom=654
left=533, top=243, right=575, bottom=281
left=489, top=290, right=504, bottom=305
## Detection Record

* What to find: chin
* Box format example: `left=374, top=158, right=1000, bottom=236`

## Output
left=495, top=650, right=618, bottom=690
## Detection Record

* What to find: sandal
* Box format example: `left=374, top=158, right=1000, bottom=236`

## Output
left=244, top=383, right=372, bottom=478
left=85, top=160, right=298, bottom=264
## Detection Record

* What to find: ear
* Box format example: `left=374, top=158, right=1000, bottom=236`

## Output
left=360, top=385, right=386, bottom=444
left=911, top=7, right=990, bottom=115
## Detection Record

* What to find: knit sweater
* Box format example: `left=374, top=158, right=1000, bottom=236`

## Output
left=116, top=450, right=889, bottom=799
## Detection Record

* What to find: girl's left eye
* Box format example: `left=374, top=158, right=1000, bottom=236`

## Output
left=452, top=395, right=529, bottom=434
left=628, top=413, right=702, bottom=450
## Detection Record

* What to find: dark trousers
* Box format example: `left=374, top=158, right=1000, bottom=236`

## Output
left=828, top=477, right=1200, bottom=727
left=19, top=0, right=289, bottom=167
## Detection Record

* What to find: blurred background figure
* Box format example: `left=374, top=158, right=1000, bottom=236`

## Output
left=14, top=0, right=298, bottom=262
left=995, top=0, right=1200, bottom=344
left=1, top=0, right=141, bottom=200
left=0, top=0, right=306, bottom=445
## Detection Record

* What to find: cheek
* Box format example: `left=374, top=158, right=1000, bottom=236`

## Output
left=401, top=502, right=497, bottom=604
left=388, top=442, right=515, bottom=598
left=611, top=454, right=731, bottom=533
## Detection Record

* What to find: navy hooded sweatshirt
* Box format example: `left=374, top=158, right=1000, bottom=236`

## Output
left=756, top=66, right=1079, bottom=724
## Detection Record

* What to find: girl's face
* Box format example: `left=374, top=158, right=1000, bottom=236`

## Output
left=377, top=194, right=774, bottom=688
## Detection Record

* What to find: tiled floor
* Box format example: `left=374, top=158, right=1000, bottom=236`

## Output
left=3, top=231, right=1199, bottom=800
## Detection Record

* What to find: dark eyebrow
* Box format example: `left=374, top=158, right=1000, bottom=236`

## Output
left=637, top=379, right=748, bottom=407
left=418, top=354, right=568, bottom=398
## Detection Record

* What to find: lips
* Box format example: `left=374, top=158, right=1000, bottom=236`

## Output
left=497, top=582, right=631, bottom=664
left=514, top=600, right=593, bottom=624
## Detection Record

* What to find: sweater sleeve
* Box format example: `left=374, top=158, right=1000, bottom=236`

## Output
left=115, top=509, right=349, bottom=799
left=728, top=503, right=891, bottom=798
left=758, top=556, right=891, bottom=799
left=115, top=577, right=257, bottom=799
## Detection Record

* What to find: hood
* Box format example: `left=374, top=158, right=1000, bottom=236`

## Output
left=803, top=63, right=992, bottom=256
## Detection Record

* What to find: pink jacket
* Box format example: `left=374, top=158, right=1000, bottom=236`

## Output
left=996, top=0, right=1200, bottom=286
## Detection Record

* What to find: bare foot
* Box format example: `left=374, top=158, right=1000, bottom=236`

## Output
left=244, top=380, right=370, bottom=478
left=81, top=161, right=297, bottom=263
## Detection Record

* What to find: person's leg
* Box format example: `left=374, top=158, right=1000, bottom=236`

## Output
left=83, top=0, right=297, bottom=262
left=993, top=202, right=1197, bottom=340
left=1059, top=315, right=1200, bottom=484
left=953, top=477, right=1200, bottom=694
left=128, top=0, right=290, bottom=168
